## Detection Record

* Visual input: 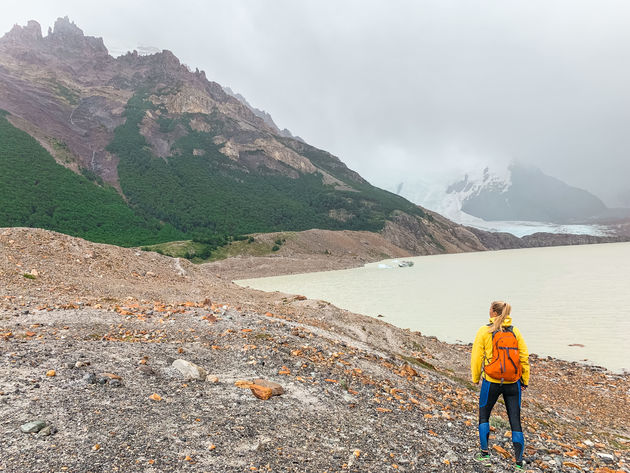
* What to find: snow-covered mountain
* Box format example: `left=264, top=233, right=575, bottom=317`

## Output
left=450, top=164, right=607, bottom=223
left=392, top=164, right=615, bottom=237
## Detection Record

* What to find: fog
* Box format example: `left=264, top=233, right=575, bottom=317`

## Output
left=3, top=0, right=630, bottom=205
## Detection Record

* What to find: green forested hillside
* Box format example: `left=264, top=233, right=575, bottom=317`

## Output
left=1, top=88, right=425, bottom=249
left=107, top=92, right=424, bottom=239
left=0, top=112, right=183, bottom=246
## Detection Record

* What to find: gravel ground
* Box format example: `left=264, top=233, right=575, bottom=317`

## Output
left=1, top=228, right=628, bottom=472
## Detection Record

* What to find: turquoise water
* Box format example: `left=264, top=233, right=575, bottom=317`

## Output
left=236, top=242, right=630, bottom=373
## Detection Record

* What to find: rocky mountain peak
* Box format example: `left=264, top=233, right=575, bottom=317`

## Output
left=52, top=16, right=83, bottom=37
left=2, top=20, right=43, bottom=43
left=0, top=17, right=108, bottom=58
left=47, top=16, right=108, bottom=56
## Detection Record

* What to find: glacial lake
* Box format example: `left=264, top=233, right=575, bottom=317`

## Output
left=236, top=242, right=630, bottom=373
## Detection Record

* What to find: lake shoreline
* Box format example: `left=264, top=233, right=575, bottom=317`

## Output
left=232, top=244, right=630, bottom=374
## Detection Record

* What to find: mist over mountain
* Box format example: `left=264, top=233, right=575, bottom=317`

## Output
left=392, top=164, right=630, bottom=237
left=450, top=165, right=607, bottom=224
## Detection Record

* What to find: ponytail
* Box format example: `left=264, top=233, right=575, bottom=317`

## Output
left=489, top=301, right=511, bottom=332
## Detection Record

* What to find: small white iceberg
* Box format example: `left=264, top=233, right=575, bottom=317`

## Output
left=377, top=260, right=414, bottom=269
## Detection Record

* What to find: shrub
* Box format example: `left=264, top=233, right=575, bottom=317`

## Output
left=490, top=416, right=510, bottom=430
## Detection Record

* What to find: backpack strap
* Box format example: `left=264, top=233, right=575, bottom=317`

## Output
left=491, top=325, right=514, bottom=339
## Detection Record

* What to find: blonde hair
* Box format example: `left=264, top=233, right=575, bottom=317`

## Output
left=489, top=301, right=511, bottom=332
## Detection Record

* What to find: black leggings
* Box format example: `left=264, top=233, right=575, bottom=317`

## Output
left=478, top=379, right=524, bottom=462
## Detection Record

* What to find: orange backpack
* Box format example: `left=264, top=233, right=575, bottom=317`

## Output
left=483, top=326, right=522, bottom=383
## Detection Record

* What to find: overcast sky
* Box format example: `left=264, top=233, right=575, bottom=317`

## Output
left=3, top=0, right=630, bottom=205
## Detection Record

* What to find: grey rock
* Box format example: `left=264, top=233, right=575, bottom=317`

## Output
left=38, top=425, right=56, bottom=437
left=171, top=359, right=207, bottom=380
left=596, top=452, right=615, bottom=462
left=20, top=420, right=47, bottom=433
left=110, top=379, right=122, bottom=387
left=137, top=365, right=155, bottom=376
left=443, top=450, right=459, bottom=463
left=84, top=373, right=97, bottom=384
left=343, top=393, right=355, bottom=403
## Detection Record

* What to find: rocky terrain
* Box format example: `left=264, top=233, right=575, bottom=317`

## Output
left=1, top=227, right=628, bottom=473
left=381, top=210, right=630, bottom=256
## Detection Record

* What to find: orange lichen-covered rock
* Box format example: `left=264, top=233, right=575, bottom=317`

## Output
left=492, top=445, right=512, bottom=459
left=101, top=372, right=122, bottom=380
left=400, top=364, right=418, bottom=377
left=252, top=379, right=284, bottom=396
left=250, top=384, right=273, bottom=400
left=235, top=380, right=254, bottom=388
left=562, top=462, right=582, bottom=470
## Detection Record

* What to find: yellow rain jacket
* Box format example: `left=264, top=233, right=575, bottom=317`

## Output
left=471, top=314, right=530, bottom=386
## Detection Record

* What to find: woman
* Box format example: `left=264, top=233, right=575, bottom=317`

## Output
left=471, top=301, right=530, bottom=470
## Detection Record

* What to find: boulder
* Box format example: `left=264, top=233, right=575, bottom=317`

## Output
left=172, top=359, right=207, bottom=380
left=250, top=385, right=273, bottom=400
left=20, top=421, right=47, bottom=433
left=251, top=379, right=285, bottom=398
